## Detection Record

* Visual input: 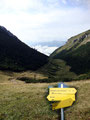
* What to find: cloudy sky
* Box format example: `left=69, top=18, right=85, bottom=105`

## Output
left=0, top=0, right=90, bottom=55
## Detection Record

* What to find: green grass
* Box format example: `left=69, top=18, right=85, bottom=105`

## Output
left=0, top=71, right=11, bottom=83
left=0, top=79, right=90, bottom=120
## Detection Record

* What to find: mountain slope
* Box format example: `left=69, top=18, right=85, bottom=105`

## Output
left=0, top=26, right=48, bottom=71
left=51, top=30, right=90, bottom=74
left=41, top=58, right=77, bottom=81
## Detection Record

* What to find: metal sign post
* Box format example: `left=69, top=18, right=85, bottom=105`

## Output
left=60, top=84, right=64, bottom=120
left=61, top=108, right=64, bottom=120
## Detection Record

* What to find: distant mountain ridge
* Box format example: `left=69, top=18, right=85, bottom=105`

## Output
left=0, top=26, right=48, bottom=71
left=51, top=29, right=90, bottom=74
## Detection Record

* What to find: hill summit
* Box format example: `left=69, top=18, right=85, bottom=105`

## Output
left=0, top=26, right=48, bottom=71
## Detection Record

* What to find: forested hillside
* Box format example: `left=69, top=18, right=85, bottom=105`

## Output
left=0, top=26, right=48, bottom=71
left=51, top=30, right=90, bottom=74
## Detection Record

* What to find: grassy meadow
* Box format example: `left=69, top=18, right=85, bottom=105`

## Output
left=0, top=71, right=90, bottom=120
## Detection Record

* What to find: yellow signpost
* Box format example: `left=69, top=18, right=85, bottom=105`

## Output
left=47, top=83, right=77, bottom=120
left=47, top=94, right=75, bottom=101
left=47, top=88, right=77, bottom=101
left=49, top=88, right=77, bottom=94
left=52, top=98, right=74, bottom=110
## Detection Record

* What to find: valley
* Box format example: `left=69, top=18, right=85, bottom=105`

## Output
left=0, top=26, right=90, bottom=120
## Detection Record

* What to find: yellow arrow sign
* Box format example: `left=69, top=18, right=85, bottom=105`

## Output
left=47, top=94, right=75, bottom=101
left=47, top=88, right=77, bottom=101
left=49, top=88, right=77, bottom=95
left=52, top=98, right=74, bottom=110
left=47, top=86, right=77, bottom=109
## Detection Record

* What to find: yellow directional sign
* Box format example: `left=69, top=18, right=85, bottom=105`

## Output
left=47, top=94, right=75, bottom=101
left=49, top=88, right=77, bottom=95
left=47, top=84, right=77, bottom=110
left=52, top=98, right=74, bottom=110
left=47, top=88, right=77, bottom=101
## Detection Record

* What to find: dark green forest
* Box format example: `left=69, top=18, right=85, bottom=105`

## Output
left=0, top=26, right=48, bottom=71
left=53, top=42, right=90, bottom=74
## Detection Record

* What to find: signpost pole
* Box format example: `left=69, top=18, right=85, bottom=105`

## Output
left=61, top=84, right=64, bottom=120
left=61, top=108, right=64, bottom=120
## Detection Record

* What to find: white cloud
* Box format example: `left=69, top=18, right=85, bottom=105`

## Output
left=0, top=0, right=90, bottom=54
left=62, top=0, right=67, bottom=4
left=68, top=0, right=90, bottom=7
left=33, top=45, right=58, bottom=56
left=0, top=0, right=44, bottom=11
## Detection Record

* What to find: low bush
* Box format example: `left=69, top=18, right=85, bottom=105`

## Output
left=17, top=76, right=73, bottom=83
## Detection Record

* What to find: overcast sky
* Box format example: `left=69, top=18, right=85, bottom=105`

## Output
left=0, top=0, right=90, bottom=55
